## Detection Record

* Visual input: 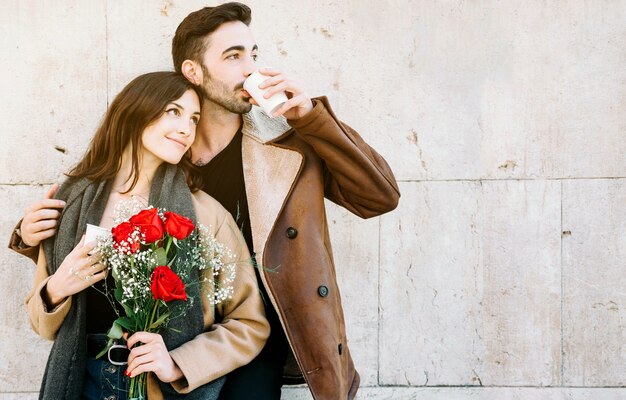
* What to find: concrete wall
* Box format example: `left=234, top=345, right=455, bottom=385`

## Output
left=1, top=1, right=624, bottom=398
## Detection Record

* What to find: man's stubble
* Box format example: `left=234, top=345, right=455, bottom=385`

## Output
left=199, top=63, right=252, bottom=115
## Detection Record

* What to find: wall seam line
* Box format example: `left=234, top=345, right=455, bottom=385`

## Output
left=560, top=180, right=565, bottom=386
left=377, top=215, right=382, bottom=386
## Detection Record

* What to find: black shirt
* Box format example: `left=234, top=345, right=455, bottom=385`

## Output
left=195, top=127, right=253, bottom=252
left=196, top=127, right=288, bottom=362
left=86, top=272, right=122, bottom=333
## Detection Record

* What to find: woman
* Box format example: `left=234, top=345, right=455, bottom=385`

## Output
left=24, top=71, right=269, bottom=399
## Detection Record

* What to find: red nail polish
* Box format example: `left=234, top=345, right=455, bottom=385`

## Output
left=124, top=370, right=131, bottom=377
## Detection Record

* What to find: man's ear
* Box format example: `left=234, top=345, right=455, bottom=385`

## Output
left=181, top=60, right=202, bottom=85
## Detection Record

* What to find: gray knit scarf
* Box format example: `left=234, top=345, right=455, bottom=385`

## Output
left=40, top=163, right=225, bottom=399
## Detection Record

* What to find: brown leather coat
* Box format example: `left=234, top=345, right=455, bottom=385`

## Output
left=10, top=97, right=400, bottom=400
left=240, top=97, right=400, bottom=399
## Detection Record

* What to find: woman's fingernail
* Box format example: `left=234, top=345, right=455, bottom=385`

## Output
left=124, top=370, right=131, bottom=377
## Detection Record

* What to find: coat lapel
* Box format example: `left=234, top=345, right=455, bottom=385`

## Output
left=242, top=109, right=303, bottom=263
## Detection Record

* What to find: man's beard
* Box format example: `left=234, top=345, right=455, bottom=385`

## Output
left=199, top=64, right=252, bottom=114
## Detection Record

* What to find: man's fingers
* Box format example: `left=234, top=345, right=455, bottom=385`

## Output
left=31, top=229, right=57, bottom=242
left=25, top=199, right=66, bottom=214
left=38, top=198, right=66, bottom=210
left=264, top=82, right=290, bottom=99
left=272, top=95, right=305, bottom=117
left=257, top=67, right=281, bottom=76
left=33, top=208, right=62, bottom=221
left=23, top=229, right=56, bottom=246
left=45, top=184, right=59, bottom=199
left=259, top=74, right=285, bottom=89
left=28, top=218, right=58, bottom=232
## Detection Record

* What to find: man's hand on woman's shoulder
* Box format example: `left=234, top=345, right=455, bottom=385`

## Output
left=21, top=183, right=66, bottom=246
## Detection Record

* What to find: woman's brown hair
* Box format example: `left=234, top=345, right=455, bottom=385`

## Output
left=67, top=71, right=203, bottom=191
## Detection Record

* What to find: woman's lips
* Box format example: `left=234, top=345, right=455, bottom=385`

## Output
left=167, top=137, right=187, bottom=148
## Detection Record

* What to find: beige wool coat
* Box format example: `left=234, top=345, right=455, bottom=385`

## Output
left=22, top=191, right=269, bottom=399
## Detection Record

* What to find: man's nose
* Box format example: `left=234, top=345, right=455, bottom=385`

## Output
left=243, top=55, right=257, bottom=77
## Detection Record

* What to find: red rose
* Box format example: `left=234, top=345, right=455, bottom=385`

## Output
left=129, top=208, right=164, bottom=243
left=111, top=221, right=140, bottom=253
left=150, top=266, right=187, bottom=302
left=163, top=212, right=195, bottom=240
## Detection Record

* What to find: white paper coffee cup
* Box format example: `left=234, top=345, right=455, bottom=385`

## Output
left=85, top=223, right=110, bottom=245
left=243, top=70, right=288, bottom=116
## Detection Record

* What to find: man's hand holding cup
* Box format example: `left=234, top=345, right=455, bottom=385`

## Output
left=244, top=67, right=314, bottom=120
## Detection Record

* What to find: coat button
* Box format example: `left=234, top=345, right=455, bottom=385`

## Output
left=318, top=285, right=329, bottom=297
left=338, top=343, right=343, bottom=355
left=286, top=227, right=298, bottom=239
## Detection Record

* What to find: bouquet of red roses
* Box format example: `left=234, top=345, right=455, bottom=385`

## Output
left=95, top=206, right=236, bottom=399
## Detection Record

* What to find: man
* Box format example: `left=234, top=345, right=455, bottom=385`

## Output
left=11, top=3, right=400, bottom=399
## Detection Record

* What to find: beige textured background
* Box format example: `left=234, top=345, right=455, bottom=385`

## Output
left=1, top=1, right=625, bottom=399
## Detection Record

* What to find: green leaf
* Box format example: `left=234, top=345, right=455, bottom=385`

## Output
left=114, top=288, right=123, bottom=302
left=115, top=316, right=136, bottom=331
left=154, top=247, right=167, bottom=266
left=148, top=312, right=171, bottom=330
left=107, top=320, right=124, bottom=340
left=121, top=303, right=135, bottom=319
left=167, top=254, right=178, bottom=268
left=111, top=265, right=121, bottom=281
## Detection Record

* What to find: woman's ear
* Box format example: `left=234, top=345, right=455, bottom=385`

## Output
left=181, top=60, right=201, bottom=85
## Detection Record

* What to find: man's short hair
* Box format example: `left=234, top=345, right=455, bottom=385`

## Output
left=172, top=2, right=252, bottom=73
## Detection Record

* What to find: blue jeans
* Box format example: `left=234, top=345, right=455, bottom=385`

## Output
left=82, top=335, right=129, bottom=400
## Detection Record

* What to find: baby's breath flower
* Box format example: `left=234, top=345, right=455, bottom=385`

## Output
left=97, top=202, right=240, bottom=334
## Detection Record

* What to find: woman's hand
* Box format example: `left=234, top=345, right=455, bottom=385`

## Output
left=124, top=332, right=183, bottom=383
left=45, top=236, right=107, bottom=307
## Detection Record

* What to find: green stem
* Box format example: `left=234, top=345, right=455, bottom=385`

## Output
left=164, top=236, right=173, bottom=257
left=128, top=368, right=146, bottom=399
left=128, top=300, right=157, bottom=399
left=145, top=299, right=159, bottom=331
left=130, top=256, right=137, bottom=302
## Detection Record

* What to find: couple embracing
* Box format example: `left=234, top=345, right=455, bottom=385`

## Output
left=10, top=3, right=399, bottom=400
